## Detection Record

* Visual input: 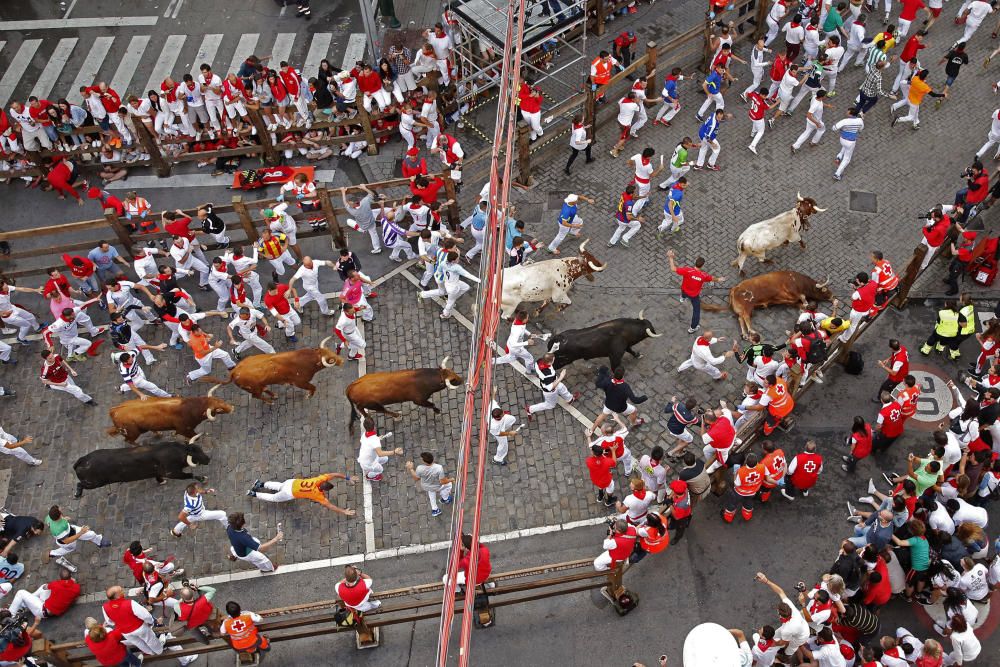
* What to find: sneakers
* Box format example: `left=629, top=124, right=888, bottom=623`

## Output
left=99, top=536, right=112, bottom=548
left=883, top=472, right=898, bottom=486
left=748, top=145, right=758, bottom=155
left=603, top=495, right=619, bottom=507
left=431, top=508, right=443, bottom=517
left=368, top=474, right=383, bottom=481
left=441, top=495, right=453, bottom=504
left=858, top=495, right=875, bottom=505
left=867, top=478, right=877, bottom=495
left=492, top=458, right=507, bottom=466
left=246, top=489, right=257, bottom=497
left=846, top=501, right=857, bottom=517
left=781, top=488, right=794, bottom=501
left=704, top=164, right=721, bottom=171
left=767, top=118, right=775, bottom=129
left=688, top=325, right=701, bottom=333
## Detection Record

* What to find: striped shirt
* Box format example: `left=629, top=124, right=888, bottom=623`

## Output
left=834, top=116, right=865, bottom=141
left=863, top=44, right=888, bottom=72
left=257, top=234, right=286, bottom=260
left=183, top=492, right=206, bottom=517
left=859, top=69, right=891, bottom=98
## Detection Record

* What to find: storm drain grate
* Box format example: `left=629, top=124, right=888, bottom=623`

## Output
left=849, top=190, right=878, bottom=213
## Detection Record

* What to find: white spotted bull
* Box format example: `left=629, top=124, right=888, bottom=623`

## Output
left=500, top=239, right=607, bottom=318
left=732, top=193, right=827, bottom=276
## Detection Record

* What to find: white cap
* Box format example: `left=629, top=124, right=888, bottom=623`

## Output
left=565, top=194, right=579, bottom=204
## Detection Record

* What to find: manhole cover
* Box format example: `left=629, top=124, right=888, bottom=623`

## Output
left=548, top=190, right=571, bottom=210
left=849, top=190, right=878, bottom=213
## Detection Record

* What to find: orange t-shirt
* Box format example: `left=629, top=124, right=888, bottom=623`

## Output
left=189, top=333, right=211, bottom=359
left=292, top=474, right=335, bottom=503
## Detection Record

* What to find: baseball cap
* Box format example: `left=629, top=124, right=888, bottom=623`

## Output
left=669, top=480, right=687, bottom=494
left=565, top=194, right=579, bottom=204
left=406, top=147, right=419, bottom=156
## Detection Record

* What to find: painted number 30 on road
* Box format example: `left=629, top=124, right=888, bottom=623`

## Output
left=899, top=369, right=956, bottom=424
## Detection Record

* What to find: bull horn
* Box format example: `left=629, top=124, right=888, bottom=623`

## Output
left=208, top=383, right=221, bottom=398
left=186, top=455, right=197, bottom=468
left=320, top=335, right=333, bottom=350
left=588, top=261, right=606, bottom=272
left=321, top=355, right=337, bottom=368
left=813, top=206, right=827, bottom=213
left=188, top=434, right=203, bottom=445
left=797, top=191, right=803, bottom=202
left=440, top=356, right=451, bottom=369
left=646, top=328, right=663, bottom=338
left=578, top=239, right=589, bottom=254
left=638, top=309, right=645, bottom=320
left=815, top=276, right=831, bottom=288
left=445, top=378, right=461, bottom=389
left=205, top=408, right=216, bottom=422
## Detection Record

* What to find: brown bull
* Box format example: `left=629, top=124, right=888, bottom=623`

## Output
left=704, top=271, right=833, bottom=338
left=346, top=356, right=463, bottom=433
left=106, top=396, right=235, bottom=444
left=202, top=336, right=343, bottom=402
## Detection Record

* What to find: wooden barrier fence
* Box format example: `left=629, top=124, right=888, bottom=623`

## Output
left=0, top=173, right=460, bottom=281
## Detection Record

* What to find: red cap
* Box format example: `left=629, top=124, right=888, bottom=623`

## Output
left=87, top=187, right=101, bottom=199
left=406, top=147, right=419, bottom=156
left=669, top=480, right=687, bottom=495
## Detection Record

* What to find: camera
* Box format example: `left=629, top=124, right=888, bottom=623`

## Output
left=0, top=608, right=32, bottom=652
left=794, top=581, right=807, bottom=592
left=962, top=167, right=976, bottom=178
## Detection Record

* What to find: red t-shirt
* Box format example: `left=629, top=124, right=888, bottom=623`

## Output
left=264, top=284, right=291, bottom=315
left=675, top=266, right=712, bottom=297
left=165, top=217, right=196, bottom=240
left=518, top=83, right=542, bottom=113
left=862, top=559, right=892, bottom=606
left=87, top=628, right=128, bottom=666
left=900, top=34, right=926, bottom=61
left=748, top=92, right=767, bottom=121
left=43, top=275, right=72, bottom=299
left=409, top=177, right=445, bottom=203
left=586, top=455, right=615, bottom=488
left=62, top=254, right=95, bottom=279
left=878, top=401, right=905, bottom=438
left=43, top=578, right=81, bottom=615
left=899, top=0, right=926, bottom=21
left=458, top=544, right=492, bottom=585
left=851, top=425, right=873, bottom=458
left=0, top=632, right=31, bottom=661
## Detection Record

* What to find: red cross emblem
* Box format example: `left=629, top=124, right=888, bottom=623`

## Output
left=230, top=619, right=247, bottom=633
left=745, top=471, right=761, bottom=484
left=890, top=409, right=901, bottom=421
left=804, top=461, right=818, bottom=473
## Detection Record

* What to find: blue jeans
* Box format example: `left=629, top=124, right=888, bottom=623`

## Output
left=849, top=525, right=868, bottom=547
left=684, top=294, right=701, bottom=329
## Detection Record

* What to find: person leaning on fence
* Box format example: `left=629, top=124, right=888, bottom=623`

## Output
left=221, top=601, right=270, bottom=658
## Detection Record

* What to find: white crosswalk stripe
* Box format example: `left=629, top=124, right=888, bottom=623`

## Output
left=111, top=35, right=151, bottom=96
left=31, top=37, right=78, bottom=100
left=342, top=32, right=367, bottom=71
left=0, top=39, right=42, bottom=107
left=190, top=34, right=223, bottom=77
left=303, top=33, right=333, bottom=81
left=228, top=33, right=259, bottom=78
left=0, top=32, right=354, bottom=108
left=145, top=34, right=186, bottom=95
left=270, top=33, right=296, bottom=68
left=70, top=36, right=114, bottom=98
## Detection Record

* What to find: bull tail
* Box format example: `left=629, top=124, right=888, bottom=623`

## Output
left=106, top=426, right=121, bottom=437
left=348, top=398, right=359, bottom=435
left=197, top=376, right=232, bottom=386
left=700, top=304, right=727, bottom=313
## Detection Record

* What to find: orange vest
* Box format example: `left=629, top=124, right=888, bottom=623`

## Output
left=188, top=333, right=211, bottom=359
left=591, top=57, right=612, bottom=84
left=898, top=385, right=921, bottom=418
left=734, top=464, right=766, bottom=496
left=764, top=379, right=794, bottom=418
left=874, top=259, right=899, bottom=290
left=222, top=613, right=261, bottom=650
left=640, top=525, right=669, bottom=553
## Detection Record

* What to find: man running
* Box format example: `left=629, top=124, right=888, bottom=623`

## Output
left=247, top=472, right=356, bottom=516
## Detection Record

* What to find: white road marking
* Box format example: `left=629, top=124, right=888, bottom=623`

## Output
left=103, top=169, right=337, bottom=190
left=31, top=38, right=79, bottom=100
left=270, top=33, right=296, bottom=68
left=228, top=33, right=259, bottom=77
left=62, top=0, right=78, bottom=19
left=355, top=320, right=377, bottom=553
left=70, top=36, right=114, bottom=98
left=0, top=39, right=42, bottom=107
left=111, top=35, right=151, bottom=96
left=145, top=35, right=187, bottom=97
left=74, top=515, right=607, bottom=601
left=341, top=32, right=367, bottom=70
left=190, top=34, right=223, bottom=77
left=0, top=17, right=158, bottom=30
left=303, top=33, right=333, bottom=80
left=163, top=0, right=178, bottom=17
left=171, top=0, right=185, bottom=19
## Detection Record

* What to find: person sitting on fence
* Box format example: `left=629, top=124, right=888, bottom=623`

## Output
left=336, top=565, right=383, bottom=615
left=342, top=128, right=367, bottom=160
left=221, top=601, right=270, bottom=658
left=98, top=146, right=128, bottom=185
left=300, top=129, right=334, bottom=161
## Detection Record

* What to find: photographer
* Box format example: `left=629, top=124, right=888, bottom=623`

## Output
left=954, top=161, right=990, bottom=223
left=839, top=272, right=878, bottom=343
left=0, top=608, right=40, bottom=666
left=174, top=582, right=217, bottom=641
left=593, top=519, right=638, bottom=572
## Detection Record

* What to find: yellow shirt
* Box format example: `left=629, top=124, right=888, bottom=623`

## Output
left=908, top=77, right=931, bottom=105
left=820, top=317, right=850, bottom=334
left=292, top=474, right=335, bottom=503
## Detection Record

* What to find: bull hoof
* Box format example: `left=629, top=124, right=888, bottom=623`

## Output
left=762, top=259, right=774, bottom=264
left=799, top=241, right=806, bottom=249
left=782, top=240, right=790, bottom=245
left=739, top=270, right=747, bottom=277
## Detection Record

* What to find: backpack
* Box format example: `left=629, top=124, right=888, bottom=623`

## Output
left=845, top=350, right=864, bottom=375
left=804, top=333, right=828, bottom=365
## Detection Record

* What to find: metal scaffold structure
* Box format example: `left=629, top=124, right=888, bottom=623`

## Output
left=445, top=0, right=589, bottom=109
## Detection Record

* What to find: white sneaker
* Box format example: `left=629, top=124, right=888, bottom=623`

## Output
left=858, top=495, right=874, bottom=505
left=867, top=478, right=877, bottom=495
left=846, top=501, right=857, bottom=517
left=30, top=459, right=42, bottom=466
left=747, top=145, right=758, bottom=155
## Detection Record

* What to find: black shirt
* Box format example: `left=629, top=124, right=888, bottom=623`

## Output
left=336, top=253, right=362, bottom=280
left=840, top=603, right=879, bottom=636
left=829, top=552, right=862, bottom=590
left=1, top=516, right=37, bottom=543
left=595, top=367, right=647, bottom=413
left=945, top=50, right=969, bottom=78
left=200, top=204, right=226, bottom=235
left=678, top=460, right=705, bottom=481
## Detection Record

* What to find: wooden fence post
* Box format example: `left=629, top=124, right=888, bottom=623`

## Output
left=442, top=174, right=461, bottom=231
left=754, top=0, right=770, bottom=39
left=103, top=207, right=135, bottom=249
left=245, top=106, right=281, bottom=166
left=594, top=0, right=607, bottom=36
left=644, top=41, right=658, bottom=99
left=516, top=123, right=533, bottom=187
left=702, top=19, right=716, bottom=71
left=892, top=245, right=926, bottom=309
left=355, top=105, right=380, bottom=156
left=316, top=184, right=347, bottom=248
left=133, top=120, right=171, bottom=177
left=584, top=84, right=596, bottom=144
left=231, top=195, right=260, bottom=244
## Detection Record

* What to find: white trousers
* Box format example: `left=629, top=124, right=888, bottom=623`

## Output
left=267, top=251, right=297, bottom=276
left=421, top=282, right=471, bottom=317
left=697, top=92, right=725, bottom=118
left=962, top=19, right=983, bottom=43
left=659, top=164, right=690, bottom=188
left=610, top=219, right=641, bottom=244
left=205, top=99, right=225, bottom=131
left=494, top=435, right=510, bottom=462
left=123, top=623, right=164, bottom=655
left=1, top=445, right=40, bottom=465
left=659, top=210, right=685, bottom=232
left=467, top=227, right=486, bottom=259
left=4, top=307, right=40, bottom=339
left=521, top=109, right=544, bottom=140
left=655, top=101, right=680, bottom=123
left=187, top=349, right=235, bottom=381
left=244, top=272, right=264, bottom=306
left=749, top=118, right=766, bottom=149
left=172, top=508, right=228, bottom=534
left=236, top=332, right=276, bottom=354
left=361, top=456, right=388, bottom=479
left=678, top=356, right=723, bottom=379
left=389, top=238, right=417, bottom=261
left=897, top=102, right=921, bottom=126
left=496, top=346, right=535, bottom=370
left=337, top=329, right=366, bottom=357
left=49, top=526, right=102, bottom=556
left=120, top=376, right=170, bottom=398
left=547, top=221, right=581, bottom=252
left=400, top=126, right=416, bottom=148
left=835, top=138, right=856, bottom=177
left=765, top=17, right=782, bottom=45
left=976, top=130, right=1000, bottom=160
left=230, top=547, right=274, bottom=572
left=177, top=258, right=210, bottom=287
left=9, top=586, right=49, bottom=618
left=275, top=309, right=302, bottom=337
left=528, top=382, right=573, bottom=414
left=839, top=307, right=868, bottom=342
left=255, top=479, right=295, bottom=503
left=209, top=279, right=231, bottom=311
left=743, top=67, right=766, bottom=96
left=48, top=377, right=93, bottom=403
left=696, top=139, right=721, bottom=167
left=426, top=483, right=453, bottom=511
left=793, top=119, right=826, bottom=148
left=298, top=287, right=330, bottom=314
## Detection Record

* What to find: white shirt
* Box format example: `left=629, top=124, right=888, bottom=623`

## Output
left=630, top=155, right=654, bottom=183
left=783, top=22, right=805, bottom=44
left=106, top=281, right=142, bottom=310
left=810, top=642, right=845, bottom=667
left=169, top=239, right=197, bottom=269
left=427, top=32, right=453, bottom=60
left=180, top=81, right=205, bottom=107
left=505, top=321, right=530, bottom=350
left=617, top=99, right=640, bottom=125
left=228, top=310, right=265, bottom=337
left=807, top=96, right=825, bottom=124
left=620, top=491, right=653, bottom=522
left=848, top=22, right=866, bottom=48
left=637, top=455, right=667, bottom=492
left=358, top=432, right=383, bottom=467
left=570, top=125, right=589, bottom=150
left=225, top=249, right=259, bottom=276
left=960, top=563, right=991, bottom=600
left=769, top=0, right=788, bottom=22
left=825, top=45, right=844, bottom=68
left=133, top=248, right=159, bottom=281
left=928, top=501, right=954, bottom=534
left=689, top=337, right=726, bottom=367
left=991, top=109, right=1000, bottom=137
left=489, top=412, right=517, bottom=438
left=753, top=357, right=781, bottom=383
left=749, top=45, right=770, bottom=70
left=0, top=428, right=17, bottom=447
left=988, top=553, right=1000, bottom=586
left=405, top=203, right=430, bottom=230
left=952, top=497, right=988, bottom=528
left=292, top=261, right=327, bottom=292
left=773, top=596, right=810, bottom=646
left=85, top=95, right=107, bottom=120
left=967, top=0, right=992, bottom=23
left=335, top=310, right=358, bottom=337
left=8, top=107, right=38, bottom=132
left=949, top=625, right=982, bottom=662
left=804, top=26, right=821, bottom=51
left=780, top=71, right=800, bottom=95
left=420, top=100, right=439, bottom=124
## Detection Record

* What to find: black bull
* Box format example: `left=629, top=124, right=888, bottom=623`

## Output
left=547, top=316, right=663, bottom=370
left=73, top=439, right=211, bottom=498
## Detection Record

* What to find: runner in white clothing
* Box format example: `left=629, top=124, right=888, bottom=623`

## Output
left=678, top=331, right=734, bottom=380
left=792, top=89, right=830, bottom=151
left=168, top=237, right=210, bottom=288
left=227, top=307, right=275, bottom=357
left=358, top=419, right=403, bottom=481
left=526, top=353, right=579, bottom=417
left=288, top=257, right=332, bottom=315
left=626, top=148, right=664, bottom=214
left=975, top=108, right=1000, bottom=160
left=334, top=303, right=366, bottom=360
left=495, top=309, right=538, bottom=371
left=0, top=427, right=41, bottom=466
